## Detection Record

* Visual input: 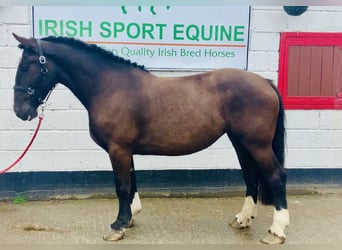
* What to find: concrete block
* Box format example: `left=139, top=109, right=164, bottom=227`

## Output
left=0, top=47, right=22, bottom=68
left=319, top=111, right=342, bottom=129
left=0, top=110, right=37, bottom=130
left=309, top=6, right=342, bottom=12
left=0, top=110, right=88, bottom=131
left=287, top=130, right=342, bottom=149
left=252, top=6, right=283, bottom=11
left=287, top=148, right=342, bottom=168
left=307, top=12, right=342, bottom=31
left=47, top=90, right=85, bottom=110
left=0, top=89, right=13, bottom=110
left=0, top=131, right=34, bottom=150
left=0, top=24, right=7, bottom=46
left=39, top=131, right=98, bottom=151
left=0, top=130, right=99, bottom=151
left=286, top=111, right=320, bottom=129
left=249, top=32, right=280, bottom=51
left=0, top=7, right=30, bottom=24
left=0, top=69, right=16, bottom=89
left=251, top=9, right=309, bottom=32
left=40, top=110, right=89, bottom=131
left=0, top=150, right=110, bottom=172
left=247, top=51, right=279, bottom=72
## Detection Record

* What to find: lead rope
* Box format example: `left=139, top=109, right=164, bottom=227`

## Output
left=1, top=38, right=53, bottom=174
left=0, top=107, right=46, bottom=175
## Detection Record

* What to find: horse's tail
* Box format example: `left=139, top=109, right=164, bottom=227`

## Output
left=269, top=79, right=286, bottom=167
left=258, top=79, right=286, bottom=205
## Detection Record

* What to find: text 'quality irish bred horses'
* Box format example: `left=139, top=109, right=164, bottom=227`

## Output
left=12, top=33, right=289, bottom=244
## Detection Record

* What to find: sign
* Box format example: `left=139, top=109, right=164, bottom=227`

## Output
left=33, top=6, right=250, bottom=70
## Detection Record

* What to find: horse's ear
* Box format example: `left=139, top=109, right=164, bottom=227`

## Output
left=12, top=33, right=35, bottom=50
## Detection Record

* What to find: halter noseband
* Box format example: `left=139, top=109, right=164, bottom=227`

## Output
left=14, top=39, right=52, bottom=105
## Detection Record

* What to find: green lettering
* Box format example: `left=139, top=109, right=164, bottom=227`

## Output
left=155, top=24, right=167, bottom=39
left=39, top=19, right=43, bottom=36
left=79, top=21, right=92, bottom=37
left=234, top=26, right=245, bottom=41
left=186, top=25, right=200, bottom=41
left=65, top=20, right=78, bottom=37
left=220, top=25, right=232, bottom=41
left=45, top=19, right=58, bottom=36
left=201, top=25, right=213, bottom=41
left=142, top=23, right=154, bottom=39
left=127, top=23, right=140, bottom=39
left=173, top=24, right=184, bottom=40
left=59, top=20, right=64, bottom=35
left=214, top=25, right=219, bottom=41
left=100, top=21, right=111, bottom=38
left=113, top=22, right=125, bottom=38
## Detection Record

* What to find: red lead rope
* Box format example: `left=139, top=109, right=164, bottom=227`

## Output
left=0, top=115, right=43, bottom=174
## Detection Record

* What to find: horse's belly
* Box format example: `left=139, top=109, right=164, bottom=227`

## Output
left=133, top=128, right=224, bottom=156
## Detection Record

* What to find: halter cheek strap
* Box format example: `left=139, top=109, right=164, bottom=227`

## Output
left=37, top=39, right=48, bottom=74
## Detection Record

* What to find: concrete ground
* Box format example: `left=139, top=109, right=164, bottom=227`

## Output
left=0, top=187, right=341, bottom=244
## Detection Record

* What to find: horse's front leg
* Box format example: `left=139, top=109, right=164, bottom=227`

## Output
left=103, top=146, right=134, bottom=241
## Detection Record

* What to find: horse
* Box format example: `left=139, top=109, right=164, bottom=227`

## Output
left=12, top=33, right=289, bottom=244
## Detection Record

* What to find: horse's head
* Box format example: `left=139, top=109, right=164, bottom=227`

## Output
left=13, top=33, right=56, bottom=121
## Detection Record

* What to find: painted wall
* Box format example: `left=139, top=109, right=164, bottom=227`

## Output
left=1, top=6, right=342, bottom=172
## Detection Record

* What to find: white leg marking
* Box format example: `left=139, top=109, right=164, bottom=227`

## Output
left=130, top=192, right=142, bottom=216
left=269, top=208, right=290, bottom=238
left=235, top=196, right=257, bottom=228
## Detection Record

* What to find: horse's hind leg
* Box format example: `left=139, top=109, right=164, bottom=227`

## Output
left=248, top=145, right=289, bottom=244
left=229, top=140, right=258, bottom=229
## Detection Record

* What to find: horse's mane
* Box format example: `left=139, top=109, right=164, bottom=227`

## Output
left=42, top=36, right=149, bottom=72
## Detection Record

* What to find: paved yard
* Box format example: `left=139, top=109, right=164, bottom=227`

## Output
left=0, top=190, right=341, bottom=244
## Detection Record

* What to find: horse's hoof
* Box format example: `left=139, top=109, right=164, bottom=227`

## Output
left=229, top=218, right=249, bottom=229
left=261, top=231, right=286, bottom=244
left=103, top=229, right=125, bottom=241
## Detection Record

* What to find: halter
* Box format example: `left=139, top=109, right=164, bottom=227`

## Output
left=13, top=39, right=53, bottom=105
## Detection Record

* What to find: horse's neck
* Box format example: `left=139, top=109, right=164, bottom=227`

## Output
left=46, top=43, right=108, bottom=108
left=45, top=41, right=150, bottom=109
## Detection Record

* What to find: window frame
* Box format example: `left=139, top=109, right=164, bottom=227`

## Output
left=278, top=32, right=342, bottom=110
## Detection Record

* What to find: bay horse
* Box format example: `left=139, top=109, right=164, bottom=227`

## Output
left=12, top=33, right=289, bottom=244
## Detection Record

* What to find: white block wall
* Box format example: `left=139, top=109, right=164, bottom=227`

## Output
left=1, top=6, right=342, bottom=172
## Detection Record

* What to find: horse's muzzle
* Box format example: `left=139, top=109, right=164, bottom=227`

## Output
left=14, top=106, right=38, bottom=121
